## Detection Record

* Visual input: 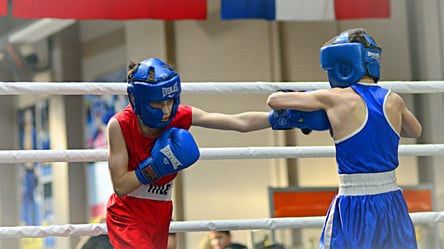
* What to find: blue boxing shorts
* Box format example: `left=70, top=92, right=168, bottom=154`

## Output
left=319, top=170, right=418, bottom=249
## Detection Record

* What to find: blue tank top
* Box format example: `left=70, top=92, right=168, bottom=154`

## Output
left=335, top=84, right=400, bottom=174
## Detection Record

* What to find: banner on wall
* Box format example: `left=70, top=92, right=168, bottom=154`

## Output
left=18, top=100, right=54, bottom=249
left=85, top=68, right=127, bottom=220
left=5, top=0, right=391, bottom=21
left=0, top=0, right=7, bottom=16
left=221, top=0, right=390, bottom=21
left=12, top=0, right=207, bottom=19
left=269, top=186, right=433, bottom=217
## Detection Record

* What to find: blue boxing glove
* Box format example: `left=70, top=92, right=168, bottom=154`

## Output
left=135, top=127, right=200, bottom=184
left=269, top=109, right=331, bottom=134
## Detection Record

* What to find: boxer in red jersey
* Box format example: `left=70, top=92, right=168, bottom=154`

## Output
left=105, top=58, right=272, bottom=249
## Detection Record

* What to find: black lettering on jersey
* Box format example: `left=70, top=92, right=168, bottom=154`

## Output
left=147, top=183, right=171, bottom=196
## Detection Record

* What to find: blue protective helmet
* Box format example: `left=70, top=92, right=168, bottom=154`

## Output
left=320, top=29, right=381, bottom=88
left=127, top=58, right=181, bottom=128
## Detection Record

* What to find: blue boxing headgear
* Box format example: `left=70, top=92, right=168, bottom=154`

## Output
left=127, top=58, right=181, bottom=128
left=320, top=30, right=381, bottom=88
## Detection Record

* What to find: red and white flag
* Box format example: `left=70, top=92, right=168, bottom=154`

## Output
left=12, top=0, right=207, bottom=20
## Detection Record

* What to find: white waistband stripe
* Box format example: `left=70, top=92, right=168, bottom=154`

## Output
left=127, top=180, right=174, bottom=201
left=338, top=170, right=399, bottom=195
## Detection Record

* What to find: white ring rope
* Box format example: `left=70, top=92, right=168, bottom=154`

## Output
left=1, top=144, right=443, bottom=163
left=1, top=212, right=443, bottom=238
left=0, top=144, right=444, bottom=164
left=1, top=81, right=444, bottom=95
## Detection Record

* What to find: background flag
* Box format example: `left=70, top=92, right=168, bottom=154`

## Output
left=334, top=0, right=390, bottom=20
left=221, top=0, right=390, bottom=21
left=12, top=0, right=207, bottom=20
left=0, top=0, right=7, bottom=16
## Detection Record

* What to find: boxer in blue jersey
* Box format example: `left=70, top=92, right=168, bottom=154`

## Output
left=267, top=28, right=422, bottom=249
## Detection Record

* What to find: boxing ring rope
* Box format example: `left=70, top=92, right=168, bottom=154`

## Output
left=2, top=81, right=444, bottom=239
left=1, top=81, right=444, bottom=95
left=1, top=143, right=444, bottom=163
left=1, top=212, right=444, bottom=238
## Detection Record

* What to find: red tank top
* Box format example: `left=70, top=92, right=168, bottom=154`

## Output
left=114, top=104, right=192, bottom=185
